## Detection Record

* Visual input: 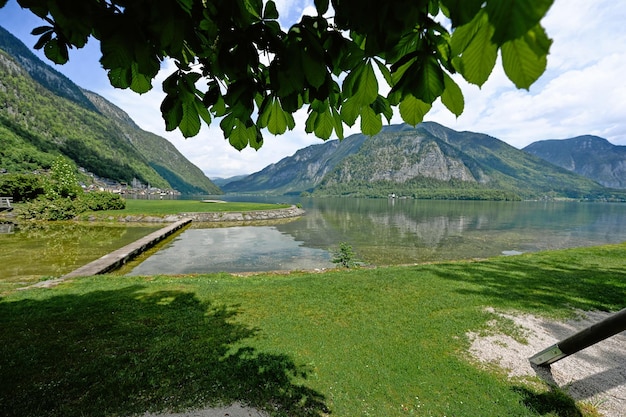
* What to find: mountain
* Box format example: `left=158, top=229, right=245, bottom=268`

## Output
left=225, top=122, right=615, bottom=200
left=523, top=136, right=626, bottom=189
left=222, top=131, right=368, bottom=195
left=211, top=175, right=248, bottom=187
left=0, top=26, right=220, bottom=194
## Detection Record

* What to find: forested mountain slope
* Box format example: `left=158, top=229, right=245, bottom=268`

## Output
left=524, top=136, right=626, bottom=189
left=227, top=122, right=614, bottom=200
left=0, top=26, right=220, bottom=194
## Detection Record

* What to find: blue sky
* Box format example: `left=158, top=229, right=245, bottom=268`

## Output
left=1, top=0, right=625, bottom=178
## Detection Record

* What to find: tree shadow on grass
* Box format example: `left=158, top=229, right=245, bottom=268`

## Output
left=423, top=255, right=626, bottom=313
left=512, top=386, right=583, bottom=417
left=0, top=286, right=328, bottom=417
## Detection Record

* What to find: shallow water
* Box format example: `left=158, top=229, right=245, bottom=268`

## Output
left=1, top=222, right=161, bottom=284
left=123, top=198, right=626, bottom=275
left=124, top=225, right=333, bottom=275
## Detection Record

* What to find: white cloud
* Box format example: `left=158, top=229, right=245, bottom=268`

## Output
left=424, top=0, right=626, bottom=147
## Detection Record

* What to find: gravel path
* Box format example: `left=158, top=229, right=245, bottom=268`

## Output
left=468, top=308, right=626, bottom=417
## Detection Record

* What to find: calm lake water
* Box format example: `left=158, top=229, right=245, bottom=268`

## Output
left=122, top=197, right=626, bottom=275
left=1, top=222, right=161, bottom=285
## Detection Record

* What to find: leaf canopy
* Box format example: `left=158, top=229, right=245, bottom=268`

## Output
left=6, top=0, right=554, bottom=149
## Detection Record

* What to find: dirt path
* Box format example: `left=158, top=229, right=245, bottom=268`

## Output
left=468, top=308, right=626, bottom=417
left=139, top=403, right=269, bottom=417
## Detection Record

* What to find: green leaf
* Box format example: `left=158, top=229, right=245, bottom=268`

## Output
left=212, top=96, right=227, bottom=117
left=314, top=0, right=329, bottom=15
left=33, top=31, right=53, bottom=50
left=450, top=10, right=484, bottom=56
left=501, top=31, right=548, bottom=90
left=220, top=113, right=238, bottom=138
left=486, top=0, right=554, bottom=45
left=160, top=94, right=183, bottom=131
left=523, top=23, right=552, bottom=57
left=100, top=35, right=134, bottom=71
left=193, top=98, right=212, bottom=125
left=267, top=98, right=294, bottom=135
left=317, top=108, right=336, bottom=140
left=354, top=61, right=379, bottom=106
left=31, top=25, right=53, bottom=36
left=305, top=111, right=318, bottom=134
left=241, top=0, right=262, bottom=20
left=130, top=62, right=152, bottom=94
left=373, top=58, right=393, bottom=88
left=413, top=56, right=445, bottom=104
left=454, top=13, right=497, bottom=87
left=263, top=0, right=279, bottom=19
left=332, top=107, right=344, bottom=140
left=108, top=67, right=131, bottom=89
left=441, top=0, right=484, bottom=27
left=341, top=61, right=364, bottom=97
left=441, top=72, right=464, bottom=116
left=175, top=0, right=193, bottom=14
left=179, top=99, right=201, bottom=137
left=301, top=50, right=327, bottom=89
left=360, top=105, right=382, bottom=136
left=162, top=71, right=181, bottom=95
left=371, top=95, right=393, bottom=123
left=399, top=95, right=432, bottom=126
left=43, top=38, right=69, bottom=64
left=228, top=118, right=259, bottom=151
left=340, top=97, right=360, bottom=127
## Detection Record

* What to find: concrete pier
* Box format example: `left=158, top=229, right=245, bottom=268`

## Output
left=61, top=218, right=192, bottom=279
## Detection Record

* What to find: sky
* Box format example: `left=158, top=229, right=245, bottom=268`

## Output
left=1, top=0, right=625, bottom=178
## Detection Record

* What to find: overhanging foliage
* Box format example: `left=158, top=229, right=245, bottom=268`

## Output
left=5, top=0, right=553, bottom=149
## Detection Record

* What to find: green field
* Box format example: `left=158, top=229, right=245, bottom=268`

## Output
left=1, top=243, right=624, bottom=417
left=81, top=199, right=292, bottom=218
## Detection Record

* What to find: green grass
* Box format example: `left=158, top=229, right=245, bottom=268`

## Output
left=1, top=243, right=625, bottom=417
left=82, top=199, right=291, bottom=217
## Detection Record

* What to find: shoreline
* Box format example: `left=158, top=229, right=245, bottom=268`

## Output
left=95, top=205, right=305, bottom=223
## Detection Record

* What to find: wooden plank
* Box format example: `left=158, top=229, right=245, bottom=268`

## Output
left=0, top=197, right=13, bottom=211
left=61, top=219, right=192, bottom=279
left=529, top=307, right=626, bottom=366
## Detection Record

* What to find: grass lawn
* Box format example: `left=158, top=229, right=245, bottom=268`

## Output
left=1, top=244, right=625, bottom=417
left=82, top=199, right=292, bottom=218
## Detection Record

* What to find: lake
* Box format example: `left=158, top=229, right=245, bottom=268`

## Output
left=0, top=222, right=162, bottom=287
left=122, top=197, right=626, bottom=275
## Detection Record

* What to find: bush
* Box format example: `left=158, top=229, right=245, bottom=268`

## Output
left=332, top=242, right=359, bottom=268
left=20, top=196, right=83, bottom=221
left=81, top=192, right=126, bottom=211
left=45, top=157, right=82, bottom=199
left=0, top=173, right=46, bottom=202
left=19, top=192, right=126, bottom=221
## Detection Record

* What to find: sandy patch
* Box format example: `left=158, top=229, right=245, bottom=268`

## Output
left=140, top=402, right=269, bottom=417
left=468, top=308, right=626, bottom=417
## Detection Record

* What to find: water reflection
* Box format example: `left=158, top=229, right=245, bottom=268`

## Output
left=127, top=198, right=626, bottom=274
left=277, top=199, right=626, bottom=264
left=126, top=225, right=333, bottom=275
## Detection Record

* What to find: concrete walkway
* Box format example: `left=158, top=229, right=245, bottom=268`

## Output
left=26, top=219, right=192, bottom=289
left=62, top=218, right=192, bottom=279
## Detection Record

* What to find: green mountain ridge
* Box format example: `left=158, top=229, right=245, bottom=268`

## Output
left=225, top=122, right=618, bottom=200
left=524, top=136, right=626, bottom=189
left=0, top=26, right=220, bottom=195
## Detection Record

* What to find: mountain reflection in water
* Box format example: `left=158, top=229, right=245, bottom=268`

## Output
left=124, top=198, right=626, bottom=275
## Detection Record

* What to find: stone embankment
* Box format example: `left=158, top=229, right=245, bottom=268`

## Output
left=114, top=205, right=305, bottom=223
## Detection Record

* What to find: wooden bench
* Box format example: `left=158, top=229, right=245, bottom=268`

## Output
left=0, top=196, right=13, bottom=211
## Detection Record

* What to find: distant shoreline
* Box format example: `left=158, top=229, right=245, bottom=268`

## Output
left=110, top=205, right=305, bottom=223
